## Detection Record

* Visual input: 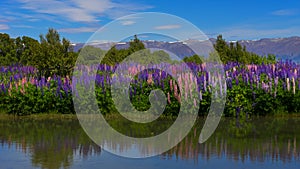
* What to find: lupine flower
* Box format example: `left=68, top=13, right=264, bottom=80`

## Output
left=287, top=78, right=290, bottom=91
left=169, top=79, right=173, bottom=91
left=274, top=76, right=279, bottom=87
left=167, top=92, right=171, bottom=104
left=292, top=77, right=296, bottom=94
left=147, top=74, right=153, bottom=85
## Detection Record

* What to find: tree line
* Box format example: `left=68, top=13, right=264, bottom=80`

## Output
left=183, top=35, right=276, bottom=64
left=0, top=28, right=77, bottom=77
left=0, top=29, right=276, bottom=77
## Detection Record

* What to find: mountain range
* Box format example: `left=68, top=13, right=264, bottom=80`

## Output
left=72, top=36, right=300, bottom=61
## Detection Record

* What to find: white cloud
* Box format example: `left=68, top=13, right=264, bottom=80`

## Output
left=271, top=9, right=298, bottom=16
left=17, top=0, right=152, bottom=23
left=12, top=25, right=33, bottom=28
left=58, top=27, right=99, bottom=33
left=0, top=24, right=9, bottom=30
left=0, top=19, right=8, bottom=22
left=0, top=14, right=13, bottom=23
left=154, top=24, right=181, bottom=30
left=120, top=20, right=136, bottom=25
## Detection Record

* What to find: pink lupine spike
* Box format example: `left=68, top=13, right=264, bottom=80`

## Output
left=287, top=78, right=290, bottom=91
left=272, top=64, right=275, bottom=74
left=15, top=83, right=18, bottom=92
left=22, top=77, right=26, bottom=86
left=189, top=83, right=193, bottom=98
left=167, top=92, right=171, bottom=104
left=174, top=82, right=178, bottom=97
left=185, top=81, right=189, bottom=100
left=172, top=66, right=176, bottom=76
left=218, top=74, right=223, bottom=96
left=178, top=74, right=183, bottom=94
left=169, top=79, right=173, bottom=91
left=199, top=90, right=202, bottom=100
left=292, top=77, right=296, bottom=94
left=147, top=74, right=153, bottom=85
left=194, top=98, right=197, bottom=107
left=177, top=94, right=181, bottom=103
left=172, top=80, right=177, bottom=90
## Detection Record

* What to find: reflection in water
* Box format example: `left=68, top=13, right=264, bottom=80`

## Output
left=163, top=118, right=300, bottom=164
left=0, top=117, right=101, bottom=169
left=0, top=116, right=299, bottom=169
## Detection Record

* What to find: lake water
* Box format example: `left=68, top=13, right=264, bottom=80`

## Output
left=0, top=116, right=299, bottom=169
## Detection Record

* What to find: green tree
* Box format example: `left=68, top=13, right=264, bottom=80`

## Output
left=183, top=54, right=203, bottom=64
left=0, top=33, right=16, bottom=65
left=38, top=28, right=77, bottom=76
left=214, top=35, right=230, bottom=63
left=20, top=36, right=41, bottom=65
left=101, top=35, right=146, bottom=65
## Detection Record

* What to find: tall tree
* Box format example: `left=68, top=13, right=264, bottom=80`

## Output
left=214, top=35, right=230, bottom=63
left=102, top=35, right=146, bottom=65
left=38, top=28, right=76, bottom=76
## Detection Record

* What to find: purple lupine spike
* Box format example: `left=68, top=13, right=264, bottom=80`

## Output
left=64, top=84, right=69, bottom=97
left=269, top=81, right=272, bottom=92
left=55, top=83, right=61, bottom=97
left=1, top=84, right=6, bottom=93
left=227, top=77, right=232, bottom=89
left=140, top=81, right=143, bottom=89
left=57, top=76, right=62, bottom=87
left=235, top=77, right=239, bottom=86
left=129, top=87, right=132, bottom=98
left=133, top=86, right=136, bottom=96
left=47, top=81, right=51, bottom=90
left=95, top=74, right=100, bottom=86
left=197, top=77, right=201, bottom=92
left=203, top=75, right=207, bottom=92
left=42, top=77, right=46, bottom=87
left=41, top=85, right=44, bottom=96
left=283, top=80, right=286, bottom=90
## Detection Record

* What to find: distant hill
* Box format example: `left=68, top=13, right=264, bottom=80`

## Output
left=237, top=36, right=300, bottom=61
left=72, top=36, right=300, bottom=61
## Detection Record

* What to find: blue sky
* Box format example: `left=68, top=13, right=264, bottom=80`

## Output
left=1, top=0, right=300, bottom=42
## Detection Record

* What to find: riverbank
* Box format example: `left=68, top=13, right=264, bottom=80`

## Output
left=1, top=111, right=300, bottom=120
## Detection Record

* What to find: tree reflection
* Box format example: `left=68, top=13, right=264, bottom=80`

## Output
left=162, top=118, right=300, bottom=163
left=0, top=116, right=101, bottom=169
left=0, top=116, right=299, bottom=168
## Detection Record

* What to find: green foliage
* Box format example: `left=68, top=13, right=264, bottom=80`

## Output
left=214, top=35, right=276, bottom=64
left=101, top=35, right=146, bottom=65
left=101, top=35, right=175, bottom=65
left=0, top=83, right=73, bottom=115
left=0, top=33, right=17, bottom=65
left=183, top=55, right=203, bottom=64
left=0, top=31, right=295, bottom=119
left=0, top=29, right=77, bottom=77
left=77, top=45, right=105, bottom=65
left=38, top=28, right=77, bottom=77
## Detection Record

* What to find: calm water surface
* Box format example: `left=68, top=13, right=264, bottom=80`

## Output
left=0, top=116, right=299, bottom=169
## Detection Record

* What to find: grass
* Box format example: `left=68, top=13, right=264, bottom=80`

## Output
left=1, top=108, right=300, bottom=120
left=0, top=112, right=77, bottom=120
